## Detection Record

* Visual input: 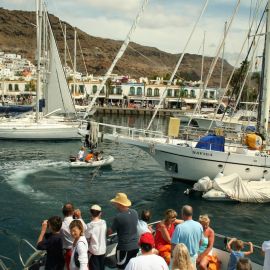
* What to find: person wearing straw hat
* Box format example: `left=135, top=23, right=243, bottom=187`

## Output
left=108, top=193, right=139, bottom=270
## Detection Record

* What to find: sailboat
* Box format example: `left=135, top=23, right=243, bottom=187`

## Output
left=0, top=0, right=81, bottom=140
left=80, top=1, right=270, bottom=182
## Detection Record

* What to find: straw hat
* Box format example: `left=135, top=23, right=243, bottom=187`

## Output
left=110, top=193, right=131, bottom=207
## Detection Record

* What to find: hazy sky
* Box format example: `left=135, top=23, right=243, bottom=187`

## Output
left=1, top=0, right=267, bottom=66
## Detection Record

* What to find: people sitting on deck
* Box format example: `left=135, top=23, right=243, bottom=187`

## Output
left=137, top=209, right=153, bottom=236
left=77, top=147, right=86, bottom=161
left=171, top=243, right=194, bottom=270
left=85, top=150, right=94, bottom=163
left=94, top=151, right=103, bottom=161
left=227, top=238, right=253, bottom=270
left=154, top=209, right=183, bottom=265
left=197, top=214, right=215, bottom=270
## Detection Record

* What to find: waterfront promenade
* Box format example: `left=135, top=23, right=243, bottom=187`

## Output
left=95, top=106, right=183, bottom=116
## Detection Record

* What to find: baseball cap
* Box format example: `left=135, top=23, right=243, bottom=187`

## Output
left=139, top=232, right=155, bottom=248
left=90, top=204, right=102, bottom=211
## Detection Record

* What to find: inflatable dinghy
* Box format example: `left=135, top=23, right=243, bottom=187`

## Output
left=69, top=155, right=114, bottom=168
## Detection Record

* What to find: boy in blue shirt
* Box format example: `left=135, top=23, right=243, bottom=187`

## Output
left=227, top=238, right=253, bottom=270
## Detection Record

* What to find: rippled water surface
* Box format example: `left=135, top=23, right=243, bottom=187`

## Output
left=0, top=115, right=268, bottom=267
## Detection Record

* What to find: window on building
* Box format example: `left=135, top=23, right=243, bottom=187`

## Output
left=154, top=88, right=159, bottom=96
left=129, top=86, right=135, bottom=95
left=167, top=89, right=172, bottom=97
left=8, top=84, right=12, bottom=91
left=109, top=87, right=114, bottom=95
left=190, top=89, right=196, bottom=98
left=71, top=84, right=74, bottom=92
left=210, top=91, right=215, bottom=99
left=174, top=89, right=180, bottom=97
left=147, top=88, right=152, bottom=96
left=79, top=85, right=84, bottom=94
left=93, top=85, right=98, bottom=94
left=137, top=87, right=142, bottom=95
left=204, top=91, right=208, bottom=98
left=184, top=89, right=188, bottom=97
left=116, top=86, right=122, bottom=95
left=15, top=84, right=19, bottom=91
left=100, top=87, right=105, bottom=94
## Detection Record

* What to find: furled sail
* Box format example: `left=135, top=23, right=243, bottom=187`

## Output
left=45, top=18, right=75, bottom=115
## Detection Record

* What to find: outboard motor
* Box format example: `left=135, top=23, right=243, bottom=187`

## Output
left=69, top=155, right=77, bottom=162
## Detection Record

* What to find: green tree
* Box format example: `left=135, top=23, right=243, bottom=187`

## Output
left=229, top=60, right=249, bottom=103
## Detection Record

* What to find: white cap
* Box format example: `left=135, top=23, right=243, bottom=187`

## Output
left=90, top=204, right=102, bottom=211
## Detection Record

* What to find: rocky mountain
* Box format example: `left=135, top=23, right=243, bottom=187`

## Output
left=0, top=7, right=233, bottom=86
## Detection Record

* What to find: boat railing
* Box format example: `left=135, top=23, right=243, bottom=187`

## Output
left=93, top=121, right=265, bottom=155
left=18, top=238, right=46, bottom=269
left=107, top=220, right=263, bottom=265
left=0, top=255, right=16, bottom=270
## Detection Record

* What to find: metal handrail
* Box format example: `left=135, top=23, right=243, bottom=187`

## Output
left=0, top=255, right=16, bottom=270
left=18, top=239, right=37, bottom=267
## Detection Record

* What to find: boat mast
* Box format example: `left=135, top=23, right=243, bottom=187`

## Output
left=64, top=24, right=67, bottom=69
left=74, top=27, right=77, bottom=76
left=35, top=0, right=42, bottom=122
left=259, top=2, right=270, bottom=137
left=220, top=21, right=227, bottom=90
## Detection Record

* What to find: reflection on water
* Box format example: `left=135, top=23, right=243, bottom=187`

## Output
left=0, top=115, right=267, bottom=267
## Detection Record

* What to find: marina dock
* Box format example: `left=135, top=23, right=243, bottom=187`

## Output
left=95, top=107, right=182, bottom=116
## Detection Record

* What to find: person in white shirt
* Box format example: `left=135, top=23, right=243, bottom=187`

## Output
left=69, top=220, right=88, bottom=270
left=125, top=232, right=169, bottom=270
left=137, top=210, right=152, bottom=236
left=262, top=240, right=270, bottom=270
left=60, top=203, right=87, bottom=270
left=85, top=204, right=107, bottom=270
left=77, top=147, right=85, bottom=161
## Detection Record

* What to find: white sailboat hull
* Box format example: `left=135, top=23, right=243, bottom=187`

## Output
left=0, top=122, right=81, bottom=140
left=103, top=132, right=270, bottom=182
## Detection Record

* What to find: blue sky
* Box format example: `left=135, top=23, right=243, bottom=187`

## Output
left=1, top=0, right=267, bottom=65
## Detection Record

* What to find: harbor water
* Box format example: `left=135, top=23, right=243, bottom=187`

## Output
left=0, top=115, right=268, bottom=268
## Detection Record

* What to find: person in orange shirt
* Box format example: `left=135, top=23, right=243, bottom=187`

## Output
left=85, top=150, right=94, bottom=162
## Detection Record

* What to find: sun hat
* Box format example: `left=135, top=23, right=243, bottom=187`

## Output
left=139, top=232, right=155, bottom=248
left=90, top=204, right=102, bottom=211
left=110, top=193, right=131, bottom=207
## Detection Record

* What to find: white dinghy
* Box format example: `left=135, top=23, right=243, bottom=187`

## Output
left=69, top=155, right=114, bottom=168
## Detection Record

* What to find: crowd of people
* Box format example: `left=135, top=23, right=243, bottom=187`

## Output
left=36, top=192, right=269, bottom=270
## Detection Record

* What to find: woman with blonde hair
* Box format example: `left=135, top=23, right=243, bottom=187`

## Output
left=197, top=214, right=215, bottom=270
left=172, top=243, right=193, bottom=270
left=154, top=209, right=183, bottom=265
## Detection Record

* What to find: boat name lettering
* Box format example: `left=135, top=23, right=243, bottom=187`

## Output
left=192, top=151, right=212, bottom=157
